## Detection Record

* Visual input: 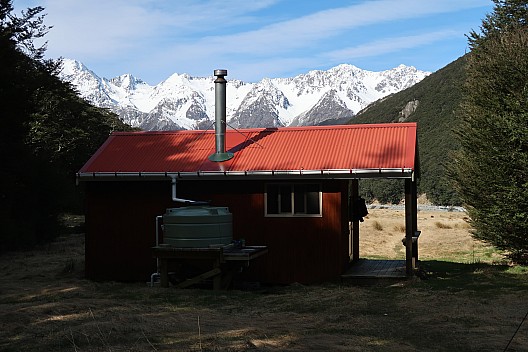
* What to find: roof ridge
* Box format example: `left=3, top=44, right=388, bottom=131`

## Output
left=111, top=122, right=417, bottom=136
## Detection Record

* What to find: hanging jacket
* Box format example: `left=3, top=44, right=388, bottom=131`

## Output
left=349, top=196, right=368, bottom=222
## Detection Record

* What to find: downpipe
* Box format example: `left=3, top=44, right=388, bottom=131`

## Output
left=171, top=176, right=209, bottom=205
left=149, top=215, right=163, bottom=287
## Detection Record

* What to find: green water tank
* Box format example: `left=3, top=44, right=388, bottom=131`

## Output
left=162, top=206, right=233, bottom=247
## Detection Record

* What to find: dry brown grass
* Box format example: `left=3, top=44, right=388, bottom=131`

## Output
left=393, top=224, right=406, bottom=233
left=360, top=209, right=504, bottom=263
left=1, top=210, right=527, bottom=351
left=434, top=221, right=453, bottom=229
left=372, top=220, right=384, bottom=231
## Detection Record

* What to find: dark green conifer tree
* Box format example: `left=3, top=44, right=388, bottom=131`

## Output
left=0, top=0, right=131, bottom=251
left=454, top=0, right=528, bottom=262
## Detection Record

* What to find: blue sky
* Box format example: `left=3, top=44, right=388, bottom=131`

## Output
left=13, top=0, right=494, bottom=84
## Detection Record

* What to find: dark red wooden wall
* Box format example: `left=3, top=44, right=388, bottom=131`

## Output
left=83, top=179, right=350, bottom=284
left=84, top=181, right=173, bottom=281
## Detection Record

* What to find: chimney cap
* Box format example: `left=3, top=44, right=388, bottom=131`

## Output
left=214, top=69, right=227, bottom=77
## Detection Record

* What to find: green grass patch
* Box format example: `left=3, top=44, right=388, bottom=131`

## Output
left=505, top=265, right=528, bottom=274
left=429, top=244, right=506, bottom=265
left=419, top=260, right=528, bottom=293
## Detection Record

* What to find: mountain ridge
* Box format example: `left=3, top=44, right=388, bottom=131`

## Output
left=60, top=59, right=430, bottom=131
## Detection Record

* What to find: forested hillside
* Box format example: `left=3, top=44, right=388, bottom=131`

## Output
left=0, top=1, right=132, bottom=251
left=350, top=56, right=467, bottom=205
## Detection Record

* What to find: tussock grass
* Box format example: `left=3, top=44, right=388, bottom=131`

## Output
left=393, top=224, right=406, bottom=233
left=372, top=220, right=383, bottom=231
left=454, top=222, right=472, bottom=229
left=435, top=221, right=453, bottom=229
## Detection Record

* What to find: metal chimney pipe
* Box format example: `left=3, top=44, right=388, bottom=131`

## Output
left=208, top=69, right=234, bottom=162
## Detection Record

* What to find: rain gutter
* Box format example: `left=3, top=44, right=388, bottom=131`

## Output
left=76, top=168, right=415, bottom=181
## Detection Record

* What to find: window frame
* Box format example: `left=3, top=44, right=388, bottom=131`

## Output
left=264, top=182, right=322, bottom=217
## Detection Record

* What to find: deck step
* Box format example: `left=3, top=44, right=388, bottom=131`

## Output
left=341, top=259, right=407, bottom=279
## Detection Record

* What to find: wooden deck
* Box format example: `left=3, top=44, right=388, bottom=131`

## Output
left=341, top=259, right=407, bottom=279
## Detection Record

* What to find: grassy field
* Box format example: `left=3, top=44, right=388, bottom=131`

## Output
left=1, top=209, right=527, bottom=351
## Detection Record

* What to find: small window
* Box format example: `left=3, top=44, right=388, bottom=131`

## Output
left=265, top=183, right=321, bottom=217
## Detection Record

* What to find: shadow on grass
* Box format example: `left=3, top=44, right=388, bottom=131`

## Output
left=419, top=260, right=528, bottom=292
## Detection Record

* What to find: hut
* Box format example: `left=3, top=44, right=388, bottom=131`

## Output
left=77, top=70, right=420, bottom=285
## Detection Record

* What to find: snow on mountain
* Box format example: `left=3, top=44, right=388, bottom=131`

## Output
left=60, top=59, right=429, bottom=130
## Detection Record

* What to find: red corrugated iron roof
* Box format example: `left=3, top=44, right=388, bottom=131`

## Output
left=78, top=123, right=418, bottom=179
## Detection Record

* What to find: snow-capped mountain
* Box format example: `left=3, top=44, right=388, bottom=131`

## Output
left=60, top=59, right=429, bottom=130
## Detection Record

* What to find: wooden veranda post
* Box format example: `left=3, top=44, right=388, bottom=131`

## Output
left=351, top=179, right=360, bottom=262
left=404, top=178, right=418, bottom=276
